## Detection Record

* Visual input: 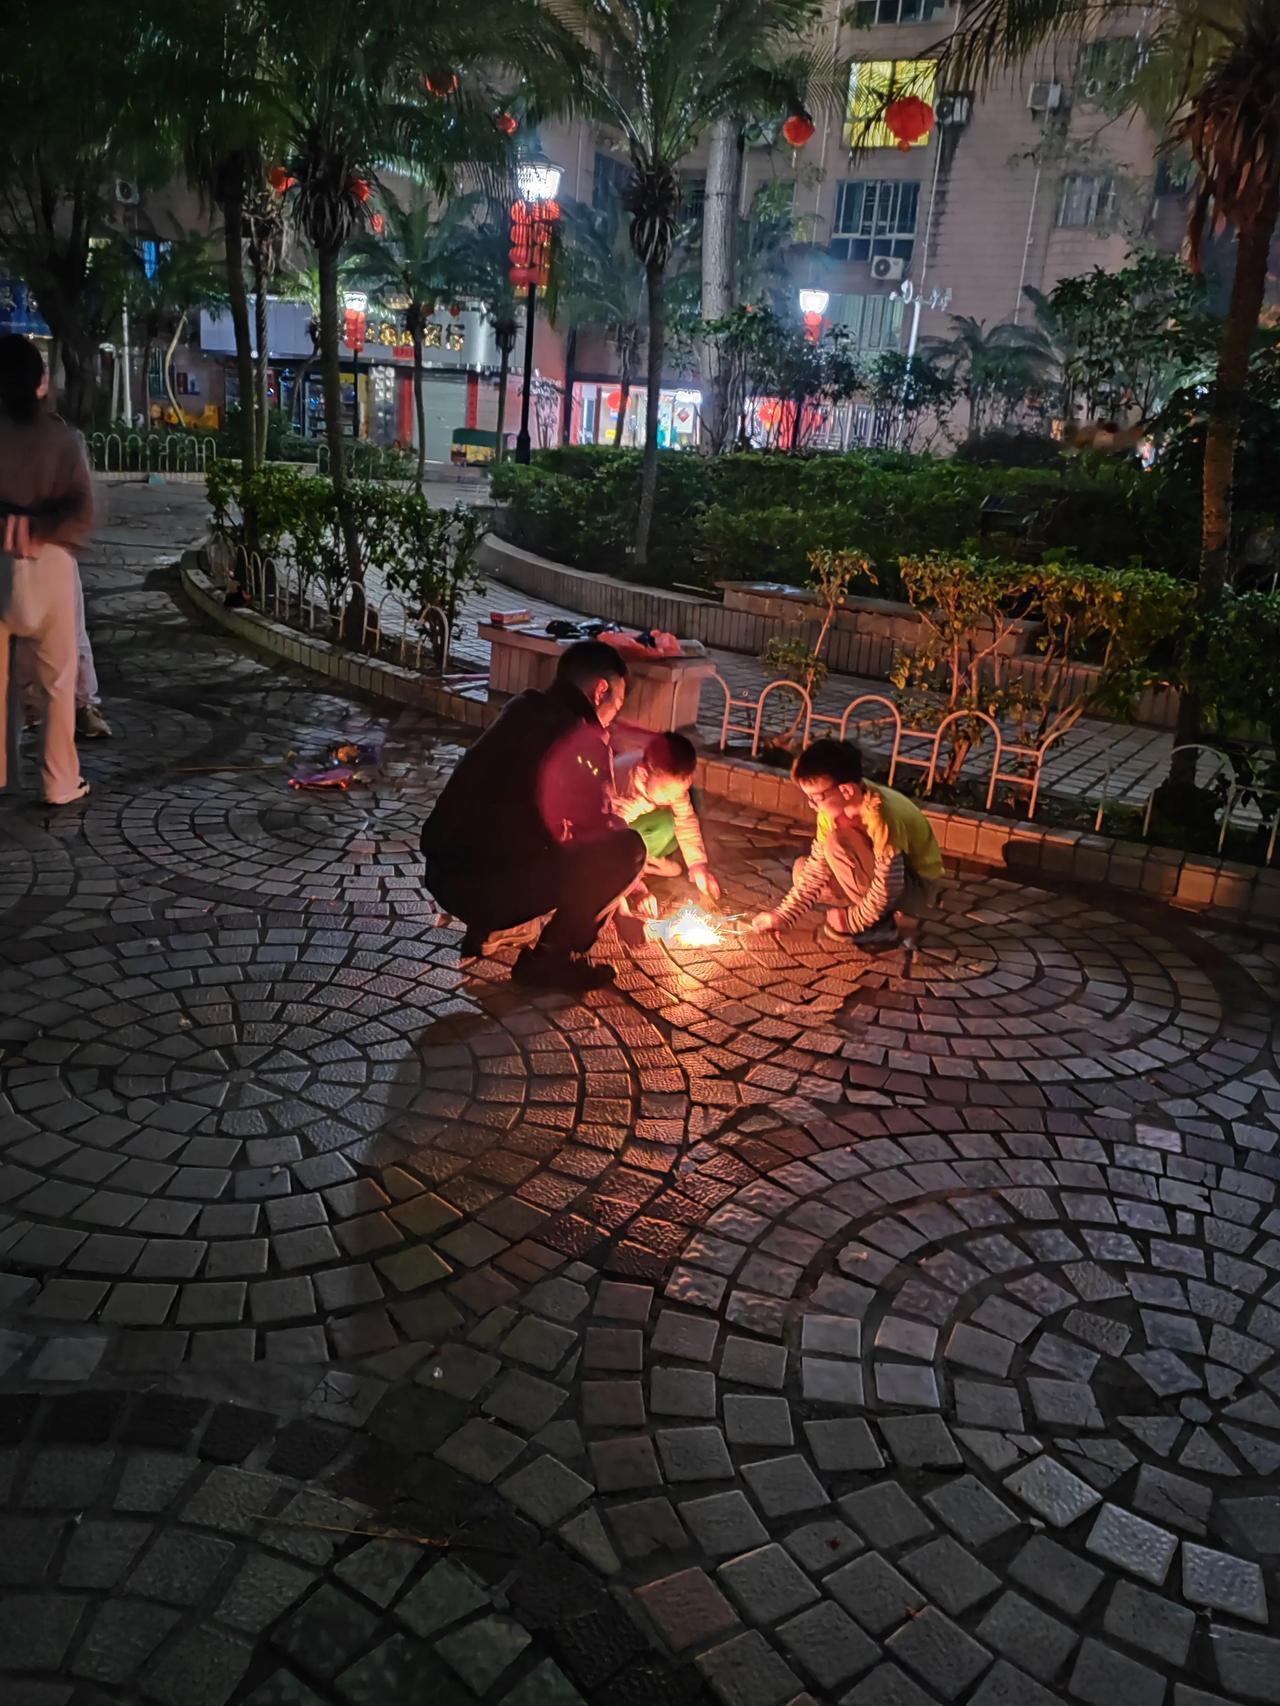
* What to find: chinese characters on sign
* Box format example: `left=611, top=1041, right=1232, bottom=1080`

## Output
left=370, top=319, right=466, bottom=353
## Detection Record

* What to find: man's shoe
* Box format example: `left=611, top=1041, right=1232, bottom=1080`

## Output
left=512, top=949, right=616, bottom=992
left=459, top=924, right=492, bottom=958
left=76, top=703, right=112, bottom=739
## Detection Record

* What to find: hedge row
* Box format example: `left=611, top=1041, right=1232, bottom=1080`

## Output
left=490, top=447, right=1194, bottom=591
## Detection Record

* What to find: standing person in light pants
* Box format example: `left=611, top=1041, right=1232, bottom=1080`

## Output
left=0, top=334, right=97, bottom=807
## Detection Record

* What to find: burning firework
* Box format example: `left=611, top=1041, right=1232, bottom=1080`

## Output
left=646, top=904, right=747, bottom=949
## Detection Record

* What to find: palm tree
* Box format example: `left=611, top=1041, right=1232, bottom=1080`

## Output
left=925, top=314, right=1056, bottom=438
left=276, top=263, right=323, bottom=433
left=348, top=191, right=484, bottom=488
left=271, top=0, right=576, bottom=592
left=940, top=0, right=1280, bottom=782
left=552, top=200, right=647, bottom=446
left=560, top=0, right=830, bottom=569
left=163, top=0, right=283, bottom=474
left=122, top=227, right=227, bottom=430
left=0, top=0, right=164, bottom=423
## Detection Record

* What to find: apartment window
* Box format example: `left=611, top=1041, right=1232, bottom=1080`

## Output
left=829, top=292, right=905, bottom=349
left=1077, top=36, right=1140, bottom=95
left=845, top=59, right=938, bottom=150
left=1153, top=156, right=1187, bottom=197
left=1056, top=173, right=1115, bottom=228
left=681, top=174, right=706, bottom=219
left=831, top=179, right=919, bottom=261
left=592, top=151, right=631, bottom=212
left=853, top=0, right=944, bottom=25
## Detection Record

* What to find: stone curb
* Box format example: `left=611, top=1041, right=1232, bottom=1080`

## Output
left=178, top=548, right=1280, bottom=934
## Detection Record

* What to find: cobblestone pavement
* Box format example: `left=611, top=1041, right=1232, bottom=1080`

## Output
left=1, top=485, right=1279, bottom=1706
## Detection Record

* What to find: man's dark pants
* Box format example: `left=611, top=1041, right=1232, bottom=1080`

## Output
left=428, top=829, right=645, bottom=956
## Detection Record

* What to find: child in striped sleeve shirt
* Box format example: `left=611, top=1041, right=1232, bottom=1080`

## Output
left=751, top=738, right=943, bottom=948
left=613, top=731, right=721, bottom=906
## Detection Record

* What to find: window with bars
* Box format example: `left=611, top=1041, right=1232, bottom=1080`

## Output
left=681, top=174, right=706, bottom=219
left=828, top=292, right=905, bottom=349
left=853, top=0, right=945, bottom=25
left=845, top=59, right=938, bottom=150
left=1056, top=173, right=1115, bottom=227
left=830, top=179, right=919, bottom=261
left=592, top=151, right=631, bottom=212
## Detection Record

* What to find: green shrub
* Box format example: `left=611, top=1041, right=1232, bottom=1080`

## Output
left=693, top=504, right=894, bottom=594
left=492, top=445, right=1197, bottom=591
left=205, top=462, right=482, bottom=658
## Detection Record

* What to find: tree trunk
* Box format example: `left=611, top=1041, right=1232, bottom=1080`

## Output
left=252, top=248, right=270, bottom=464
left=699, top=116, right=741, bottom=453
left=1168, top=204, right=1277, bottom=796
left=163, top=312, right=189, bottom=429
left=317, top=239, right=364, bottom=619
left=562, top=326, right=577, bottom=444
left=412, top=327, right=427, bottom=492
left=612, top=370, right=632, bottom=447
left=634, top=261, right=666, bottom=572
left=222, top=197, right=258, bottom=473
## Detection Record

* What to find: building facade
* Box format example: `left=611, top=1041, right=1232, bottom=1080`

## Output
left=535, top=2, right=1184, bottom=443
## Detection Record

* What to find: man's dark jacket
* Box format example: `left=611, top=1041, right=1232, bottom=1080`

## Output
left=420, top=678, right=621, bottom=880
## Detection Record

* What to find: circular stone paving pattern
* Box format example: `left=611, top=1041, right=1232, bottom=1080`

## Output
left=588, top=1110, right=1280, bottom=1705
left=0, top=920, right=692, bottom=1364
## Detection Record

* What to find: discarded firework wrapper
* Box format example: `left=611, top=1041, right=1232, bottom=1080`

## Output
left=289, top=766, right=355, bottom=790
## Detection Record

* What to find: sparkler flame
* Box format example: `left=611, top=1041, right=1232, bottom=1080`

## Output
left=648, top=903, right=724, bottom=949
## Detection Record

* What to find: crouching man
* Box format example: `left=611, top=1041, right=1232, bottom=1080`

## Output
left=752, top=738, right=943, bottom=947
left=420, top=641, right=645, bottom=993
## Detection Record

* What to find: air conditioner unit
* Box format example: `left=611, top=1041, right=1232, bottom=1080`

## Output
left=114, top=178, right=140, bottom=206
left=1027, top=81, right=1063, bottom=113
left=870, top=255, right=905, bottom=282
left=935, top=94, right=971, bottom=126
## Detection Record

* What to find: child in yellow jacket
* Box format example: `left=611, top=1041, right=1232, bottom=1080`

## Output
left=752, top=738, right=943, bottom=947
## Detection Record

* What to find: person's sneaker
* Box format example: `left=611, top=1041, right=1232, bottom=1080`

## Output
left=76, top=703, right=112, bottom=739
left=46, top=779, right=91, bottom=808
left=512, top=948, right=616, bottom=992
left=822, top=911, right=899, bottom=949
left=850, top=918, right=900, bottom=950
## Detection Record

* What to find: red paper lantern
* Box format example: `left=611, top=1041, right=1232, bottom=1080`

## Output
left=781, top=113, right=815, bottom=148
left=423, top=69, right=459, bottom=97
left=370, top=213, right=385, bottom=236
left=267, top=165, right=295, bottom=194
left=884, top=95, right=935, bottom=151
left=605, top=389, right=622, bottom=412
left=350, top=177, right=371, bottom=203
left=449, top=303, right=461, bottom=317
left=495, top=111, right=518, bottom=137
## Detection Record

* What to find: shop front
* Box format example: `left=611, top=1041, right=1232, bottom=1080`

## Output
left=568, top=382, right=702, bottom=449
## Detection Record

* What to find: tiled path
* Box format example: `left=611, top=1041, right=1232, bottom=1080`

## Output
left=1, top=484, right=1279, bottom=1706
left=429, top=573, right=1174, bottom=819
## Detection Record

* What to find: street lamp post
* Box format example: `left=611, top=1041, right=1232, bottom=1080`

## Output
left=511, top=154, right=562, bottom=465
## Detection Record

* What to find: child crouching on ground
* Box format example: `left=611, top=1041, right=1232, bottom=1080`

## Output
left=751, top=738, right=943, bottom=947
left=614, top=731, right=721, bottom=905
